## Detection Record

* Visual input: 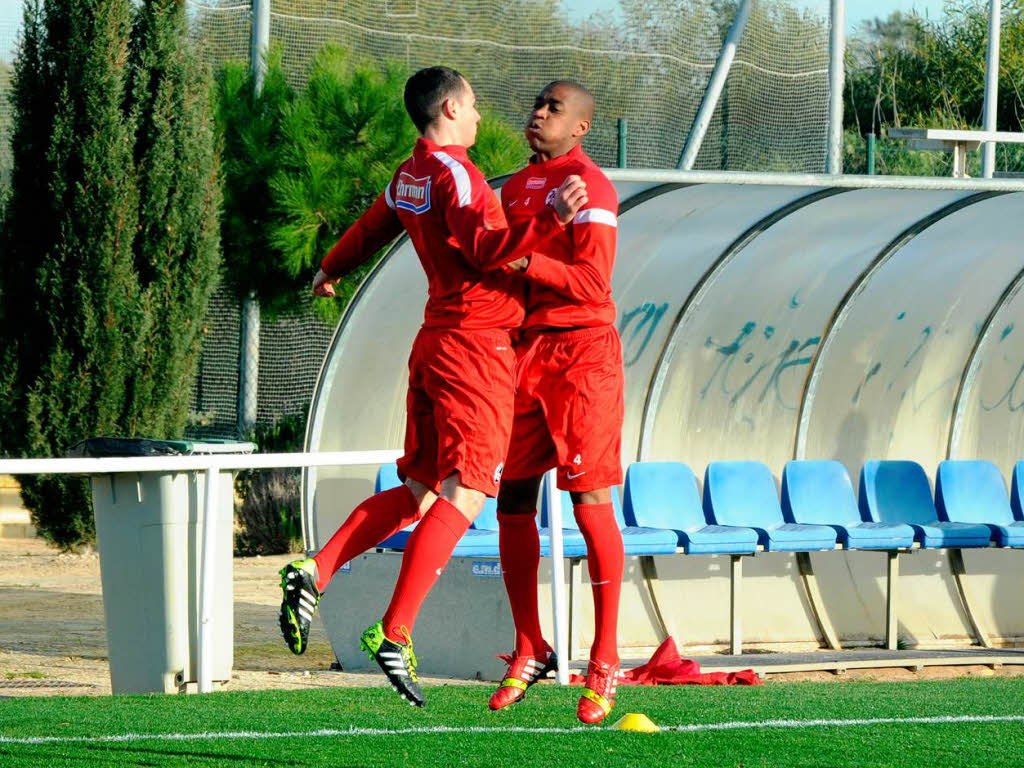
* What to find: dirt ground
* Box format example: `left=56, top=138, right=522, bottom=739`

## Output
left=2, top=538, right=1023, bottom=698
left=0, top=538, right=484, bottom=698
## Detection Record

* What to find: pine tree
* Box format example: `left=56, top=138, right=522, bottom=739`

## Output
left=216, top=44, right=530, bottom=321
left=0, top=0, right=221, bottom=549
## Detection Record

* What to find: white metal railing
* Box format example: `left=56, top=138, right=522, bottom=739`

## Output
left=0, top=453, right=572, bottom=690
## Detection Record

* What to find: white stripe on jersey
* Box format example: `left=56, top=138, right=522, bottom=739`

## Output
left=432, top=151, right=473, bottom=207
left=384, top=182, right=396, bottom=209
left=573, top=208, right=617, bottom=227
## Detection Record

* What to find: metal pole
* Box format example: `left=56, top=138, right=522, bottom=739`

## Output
left=198, top=465, right=220, bottom=694
left=982, top=0, right=1002, bottom=178
left=866, top=133, right=876, bottom=175
left=238, top=291, right=260, bottom=436
left=546, top=469, right=570, bottom=685
left=677, top=0, right=754, bottom=170
left=250, top=0, right=271, bottom=95
left=827, top=0, right=846, bottom=174
left=617, top=118, right=627, bottom=169
left=240, top=0, right=271, bottom=436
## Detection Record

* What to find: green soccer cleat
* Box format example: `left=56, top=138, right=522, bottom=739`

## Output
left=278, top=558, right=320, bottom=655
left=360, top=621, right=425, bottom=707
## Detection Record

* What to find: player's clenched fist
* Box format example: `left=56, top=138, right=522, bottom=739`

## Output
left=312, top=268, right=338, bottom=297
left=552, top=174, right=588, bottom=224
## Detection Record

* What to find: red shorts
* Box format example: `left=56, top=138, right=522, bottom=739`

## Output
left=396, top=327, right=516, bottom=497
left=502, top=326, right=624, bottom=492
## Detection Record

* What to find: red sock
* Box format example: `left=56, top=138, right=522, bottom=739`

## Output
left=498, top=510, right=544, bottom=657
left=313, top=485, right=421, bottom=593
left=574, top=502, right=624, bottom=665
left=382, top=497, right=471, bottom=642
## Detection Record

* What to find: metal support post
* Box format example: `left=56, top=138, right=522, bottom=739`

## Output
left=677, top=0, right=753, bottom=170
left=730, top=554, right=742, bottom=655
left=617, top=117, right=627, bottom=169
left=547, top=470, right=570, bottom=684
left=250, top=0, right=271, bottom=95
left=827, top=0, right=846, bottom=174
left=866, top=133, right=876, bottom=175
left=238, top=291, right=260, bottom=435
left=239, top=0, right=271, bottom=436
left=885, top=551, right=899, bottom=651
left=198, top=466, right=219, bottom=694
left=982, top=0, right=1002, bottom=178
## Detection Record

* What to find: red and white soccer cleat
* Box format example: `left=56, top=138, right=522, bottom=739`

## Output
left=577, top=659, right=619, bottom=724
left=488, top=645, right=558, bottom=710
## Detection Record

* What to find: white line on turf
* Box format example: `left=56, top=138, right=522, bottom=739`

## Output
left=2, top=714, right=1024, bottom=745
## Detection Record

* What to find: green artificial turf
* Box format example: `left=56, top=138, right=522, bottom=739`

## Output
left=2, top=678, right=1024, bottom=767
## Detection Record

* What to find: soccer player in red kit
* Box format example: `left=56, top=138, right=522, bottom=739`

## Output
left=277, top=67, right=588, bottom=708
left=488, top=81, right=625, bottom=724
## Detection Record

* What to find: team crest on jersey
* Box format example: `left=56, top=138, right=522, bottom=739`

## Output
left=394, top=172, right=432, bottom=214
left=525, top=176, right=547, bottom=190
left=545, top=188, right=556, bottom=205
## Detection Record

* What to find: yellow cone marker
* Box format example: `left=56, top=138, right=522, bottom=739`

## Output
left=610, top=713, right=660, bottom=732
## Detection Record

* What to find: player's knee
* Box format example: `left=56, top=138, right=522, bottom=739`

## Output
left=497, top=477, right=542, bottom=515
left=404, top=478, right=438, bottom=515
left=570, top=487, right=611, bottom=506
left=440, top=475, right=486, bottom=521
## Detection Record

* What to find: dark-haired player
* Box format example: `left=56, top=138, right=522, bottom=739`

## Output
left=278, top=67, right=588, bottom=708
left=490, top=81, right=625, bottom=724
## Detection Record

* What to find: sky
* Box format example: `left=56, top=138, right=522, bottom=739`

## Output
left=0, top=1, right=962, bottom=59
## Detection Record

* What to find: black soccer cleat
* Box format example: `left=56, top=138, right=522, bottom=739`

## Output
left=360, top=621, right=425, bottom=707
left=278, top=558, right=320, bottom=655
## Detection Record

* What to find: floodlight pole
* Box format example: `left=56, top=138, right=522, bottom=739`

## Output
left=982, top=0, right=1002, bottom=178
left=677, top=0, right=754, bottom=170
left=826, top=0, right=846, bottom=174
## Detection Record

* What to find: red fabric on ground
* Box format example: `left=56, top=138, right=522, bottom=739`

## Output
left=568, top=637, right=762, bottom=686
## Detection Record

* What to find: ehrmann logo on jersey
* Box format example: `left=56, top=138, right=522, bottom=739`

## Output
left=395, top=172, right=432, bottom=214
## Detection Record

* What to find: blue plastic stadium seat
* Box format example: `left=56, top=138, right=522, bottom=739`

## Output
left=623, top=462, right=757, bottom=554
left=451, top=496, right=502, bottom=558
left=374, top=463, right=415, bottom=549
left=1009, top=461, right=1024, bottom=524
left=936, top=460, right=1024, bottom=548
left=859, top=460, right=992, bottom=548
left=781, top=460, right=914, bottom=550
left=703, top=461, right=837, bottom=552
left=375, top=462, right=402, bottom=493
left=540, top=475, right=677, bottom=556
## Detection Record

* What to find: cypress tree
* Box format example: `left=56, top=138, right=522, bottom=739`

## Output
left=0, top=0, right=221, bottom=549
left=124, top=0, right=221, bottom=436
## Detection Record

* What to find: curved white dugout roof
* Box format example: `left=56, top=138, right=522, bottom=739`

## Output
left=304, top=171, right=1024, bottom=649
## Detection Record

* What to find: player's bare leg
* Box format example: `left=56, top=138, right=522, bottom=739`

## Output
left=569, top=485, right=623, bottom=724
left=489, top=475, right=558, bottom=710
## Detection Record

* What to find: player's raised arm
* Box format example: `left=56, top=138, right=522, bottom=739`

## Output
left=440, top=170, right=587, bottom=273
left=518, top=177, right=616, bottom=303
left=313, top=184, right=404, bottom=297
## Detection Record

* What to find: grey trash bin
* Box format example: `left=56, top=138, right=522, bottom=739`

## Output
left=73, top=437, right=255, bottom=694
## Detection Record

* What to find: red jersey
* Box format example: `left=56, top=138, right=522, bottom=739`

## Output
left=501, top=145, right=618, bottom=330
left=321, top=137, right=566, bottom=331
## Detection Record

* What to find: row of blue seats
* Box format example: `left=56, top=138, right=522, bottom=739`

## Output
left=372, top=459, right=1024, bottom=558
